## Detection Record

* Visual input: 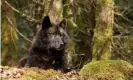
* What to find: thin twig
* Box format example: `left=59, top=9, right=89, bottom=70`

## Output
left=114, top=11, right=133, bottom=24
left=15, top=28, right=32, bottom=43
left=10, top=27, right=20, bottom=54
left=6, top=16, right=32, bottom=43
left=4, top=0, right=40, bottom=23
left=33, top=1, right=44, bottom=6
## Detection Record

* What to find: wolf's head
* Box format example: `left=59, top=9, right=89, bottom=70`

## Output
left=35, top=16, right=69, bottom=50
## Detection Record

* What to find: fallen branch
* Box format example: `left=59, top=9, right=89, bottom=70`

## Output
left=6, top=16, right=32, bottom=43
left=4, top=0, right=40, bottom=23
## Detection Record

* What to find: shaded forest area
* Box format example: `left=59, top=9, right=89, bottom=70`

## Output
left=1, top=0, right=133, bottom=80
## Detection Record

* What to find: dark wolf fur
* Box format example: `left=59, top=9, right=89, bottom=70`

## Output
left=18, top=16, right=70, bottom=71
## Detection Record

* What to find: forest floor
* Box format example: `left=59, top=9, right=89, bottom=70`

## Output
left=1, top=60, right=133, bottom=80
left=0, top=66, right=81, bottom=80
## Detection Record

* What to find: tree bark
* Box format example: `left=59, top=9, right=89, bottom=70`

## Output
left=92, top=0, right=114, bottom=60
left=62, top=0, right=76, bottom=68
left=2, top=2, right=19, bottom=66
left=63, top=0, right=96, bottom=68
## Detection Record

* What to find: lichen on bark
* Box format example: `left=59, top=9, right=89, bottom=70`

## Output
left=92, top=0, right=114, bottom=60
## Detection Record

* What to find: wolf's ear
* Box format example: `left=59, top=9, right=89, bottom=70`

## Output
left=59, top=19, right=67, bottom=29
left=42, top=16, right=52, bottom=29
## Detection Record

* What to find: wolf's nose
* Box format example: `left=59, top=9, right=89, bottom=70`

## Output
left=60, top=44, right=64, bottom=47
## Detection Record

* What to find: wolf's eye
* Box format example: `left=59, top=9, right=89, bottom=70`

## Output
left=60, top=33, right=64, bottom=36
left=48, top=31, right=54, bottom=34
left=47, top=27, right=56, bottom=34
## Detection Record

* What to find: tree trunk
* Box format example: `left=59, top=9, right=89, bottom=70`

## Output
left=2, top=2, right=19, bottom=66
left=63, top=0, right=96, bottom=68
left=30, top=0, right=63, bottom=23
left=62, top=0, right=76, bottom=68
left=92, top=0, right=114, bottom=60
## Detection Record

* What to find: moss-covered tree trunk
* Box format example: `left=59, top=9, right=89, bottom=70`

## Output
left=30, top=0, right=63, bottom=24
left=46, top=0, right=63, bottom=23
left=63, top=0, right=96, bottom=68
left=32, top=0, right=63, bottom=23
left=92, top=0, right=114, bottom=60
left=2, top=2, right=19, bottom=66
left=62, top=0, right=76, bottom=68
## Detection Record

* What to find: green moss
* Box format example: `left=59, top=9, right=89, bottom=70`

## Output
left=2, top=8, right=19, bottom=66
left=1, top=66, right=63, bottom=80
left=79, top=60, right=133, bottom=80
left=22, top=68, right=61, bottom=80
left=93, top=0, right=114, bottom=60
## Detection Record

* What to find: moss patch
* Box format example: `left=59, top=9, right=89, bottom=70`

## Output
left=1, top=66, right=62, bottom=80
left=1, top=66, right=80, bottom=80
left=79, top=60, right=133, bottom=80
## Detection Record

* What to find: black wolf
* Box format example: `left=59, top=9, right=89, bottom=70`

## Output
left=18, top=16, right=70, bottom=70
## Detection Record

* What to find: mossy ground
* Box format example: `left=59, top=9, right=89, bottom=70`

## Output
left=1, top=60, right=133, bottom=80
left=79, top=60, right=133, bottom=80
left=0, top=66, right=79, bottom=80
